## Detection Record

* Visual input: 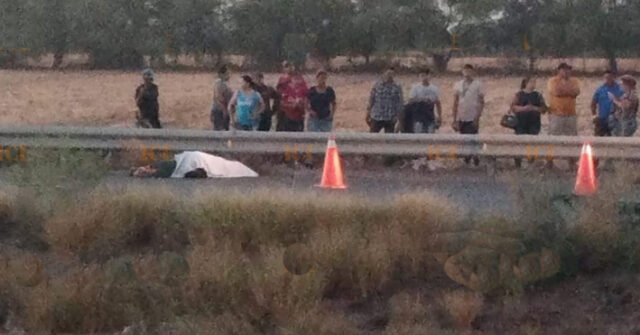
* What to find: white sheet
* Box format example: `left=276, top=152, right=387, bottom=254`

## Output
left=170, top=151, right=258, bottom=178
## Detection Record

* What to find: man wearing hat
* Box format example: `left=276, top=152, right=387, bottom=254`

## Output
left=135, top=69, right=162, bottom=129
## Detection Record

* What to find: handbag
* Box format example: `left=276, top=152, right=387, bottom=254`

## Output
left=500, top=113, right=518, bottom=129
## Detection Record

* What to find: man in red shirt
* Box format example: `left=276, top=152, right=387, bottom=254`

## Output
left=276, top=61, right=308, bottom=132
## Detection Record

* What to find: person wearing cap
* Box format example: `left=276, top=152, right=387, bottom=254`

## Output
left=366, top=66, right=403, bottom=133
left=135, top=69, right=162, bottom=128
left=452, top=64, right=484, bottom=166
left=276, top=61, right=308, bottom=132
left=547, top=63, right=581, bottom=136
left=307, top=70, right=337, bottom=132
left=253, top=73, right=281, bottom=131
left=211, top=65, right=234, bottom=131
left=228, top=75, right=265, bottom=131
left=591, top=69, right=623, bottom=137
left=609, top=75, right=639, bottom=137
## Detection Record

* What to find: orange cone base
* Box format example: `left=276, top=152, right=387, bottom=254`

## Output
left=574, top=143, right=597, bottom=196
left=317, top=142, right=347, bottom=190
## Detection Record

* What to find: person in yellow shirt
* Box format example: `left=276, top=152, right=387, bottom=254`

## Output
left=547, top=62, right=580, bottom=169
left=547, top=62, right=581, bottom=136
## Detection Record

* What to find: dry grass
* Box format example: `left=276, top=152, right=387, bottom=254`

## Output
left=0, top=69, right=624, bottom=136
left=441, top=289, right=485, bottom=331
left=2, top=168, right=640, bottom=333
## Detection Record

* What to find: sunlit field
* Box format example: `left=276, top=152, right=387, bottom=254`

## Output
left=0, top=70, right=615, bottom=136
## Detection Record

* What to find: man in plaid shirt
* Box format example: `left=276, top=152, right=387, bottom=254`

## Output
left=366, top=66, right=404, bottom=133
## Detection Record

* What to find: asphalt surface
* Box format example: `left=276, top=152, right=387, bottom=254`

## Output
left=98, top=165, right=577, bottom=215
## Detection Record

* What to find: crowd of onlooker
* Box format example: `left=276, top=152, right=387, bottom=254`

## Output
left=134, top=61, right=639, bottom=163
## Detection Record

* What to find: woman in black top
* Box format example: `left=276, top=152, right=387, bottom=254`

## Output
left=510, top=77, right=546, bottom=167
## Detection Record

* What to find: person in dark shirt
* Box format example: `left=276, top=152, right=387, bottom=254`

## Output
left=135, top=69, right=162, bottom=129
left=510, top=77, right=546, bottom=167
left=307, top=70, right=337, bottom=132
left=253, top=72, right=281, bottom=131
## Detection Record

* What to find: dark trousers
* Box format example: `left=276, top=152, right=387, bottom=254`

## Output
left=257, top=111, right=273, bottom=131
left=211, top=107, right=230, bottom=131
left=594, top=117, right=611, bottom=137
left=514, top=111, right=541, bottom=167
left=458, top=121, right=479, bottom=166
left=277, top=116, right=304, bottom=132
left=370, top=120, right=395, bottom=133
left=138, top=110, right=162, bottom=129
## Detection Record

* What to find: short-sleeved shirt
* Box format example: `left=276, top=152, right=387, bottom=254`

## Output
left=213, top=79, right=233, bottom=110
left=409, top=83, right=440, bottom=102
left=236, top=90, right=262, bottom=127
left=593, top=83, right=624, bottom=119
left=308, top=86, right=336, bottom=120
left=369, top=80, right=404, bottom=121
left=547, top=76, right=581, bottom=116
left=455, top=79, right=484, bottom=122
left=277, top=74, right=308, bottom=122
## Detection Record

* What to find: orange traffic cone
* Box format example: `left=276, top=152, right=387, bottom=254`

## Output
left=574, top=142, right=597, bottom=196
left=317, top=133, right=347, bottom=189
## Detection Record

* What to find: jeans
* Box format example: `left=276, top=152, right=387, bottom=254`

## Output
left=211, top=106, right=230, bottom=131
left=458, top=121, right=479, bottom=166
left=594, top=117, right=612, bottom=137
left=370, top=120, right=395, bottom=133
left=235, top=123, right=254, bottom=131
left=611, top=117, right=638, bottom=137
left=257, top=111, right=273, bottom=131
left=413, top=121, right=437, bottom=134
left=277, top=116, right=304, bottom=132
left=307, top=117, right=333, bottom=132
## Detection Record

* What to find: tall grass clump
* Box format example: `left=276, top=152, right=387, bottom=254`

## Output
left=46, top=186, right=189, bottom=262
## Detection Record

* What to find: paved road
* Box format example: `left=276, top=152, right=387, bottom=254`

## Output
left=98, top=166, right=577, bottom=215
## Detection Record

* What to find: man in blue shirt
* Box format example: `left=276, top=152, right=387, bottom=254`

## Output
left=591, top=70, right=624, bottom=136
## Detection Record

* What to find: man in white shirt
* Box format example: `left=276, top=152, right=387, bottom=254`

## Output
left=452, top=64, right=485, bottom=165
left=407, top=68, right=442, bottom=133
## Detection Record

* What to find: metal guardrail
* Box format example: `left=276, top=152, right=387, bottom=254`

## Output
left=2, top=126, right=640, bottom=161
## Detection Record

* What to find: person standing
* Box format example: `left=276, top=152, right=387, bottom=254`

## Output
left=510, top=77, right=546, bottom=167
left=135, top=69, right=162, bottom=129
left=452, top=64, right=484, bottom=166
left=228, top=75, right=265, bottom=131
left=276, top=61, right=308, bottom=132
left=366, top=66, right=404, bottom=133
left=405, top=68, right=442, bottom=133
left=547, top=63, right=581, bottom=136
left=211, top=65, right=234, bottom=131
left=307, top=70, right=337, bottom=132
left=609, top=75, right=639, bottom=137
left=254, top=73, right=281, bottom=131
left=547, top=62, right=581, bottom=168
left=591, top=70, right=623, bottom=137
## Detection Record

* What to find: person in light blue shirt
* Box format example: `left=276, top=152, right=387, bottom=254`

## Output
left=591, top=70, right=624, bottom=136
left=228, top=75, right=265, bottom=130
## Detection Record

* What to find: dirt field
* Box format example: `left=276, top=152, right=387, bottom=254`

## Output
left=0, top=69, right=624, bottom=136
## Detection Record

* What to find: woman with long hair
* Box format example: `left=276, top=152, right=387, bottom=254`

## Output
left=228, top=75, right=265, bottom=130
left=510, top=77, right=546, bottom=167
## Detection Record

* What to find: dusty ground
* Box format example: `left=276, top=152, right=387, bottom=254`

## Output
left=0, top=70, right=624, bottom=136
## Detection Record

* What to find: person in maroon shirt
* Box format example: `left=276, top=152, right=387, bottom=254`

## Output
left=276, top=61, right=308, bottom=132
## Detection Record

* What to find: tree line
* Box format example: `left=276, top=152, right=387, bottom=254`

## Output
left=1, top=0, right=639, bottom=72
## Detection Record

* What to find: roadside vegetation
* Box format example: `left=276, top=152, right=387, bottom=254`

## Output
left=2, top=153, right=640, bottom=334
